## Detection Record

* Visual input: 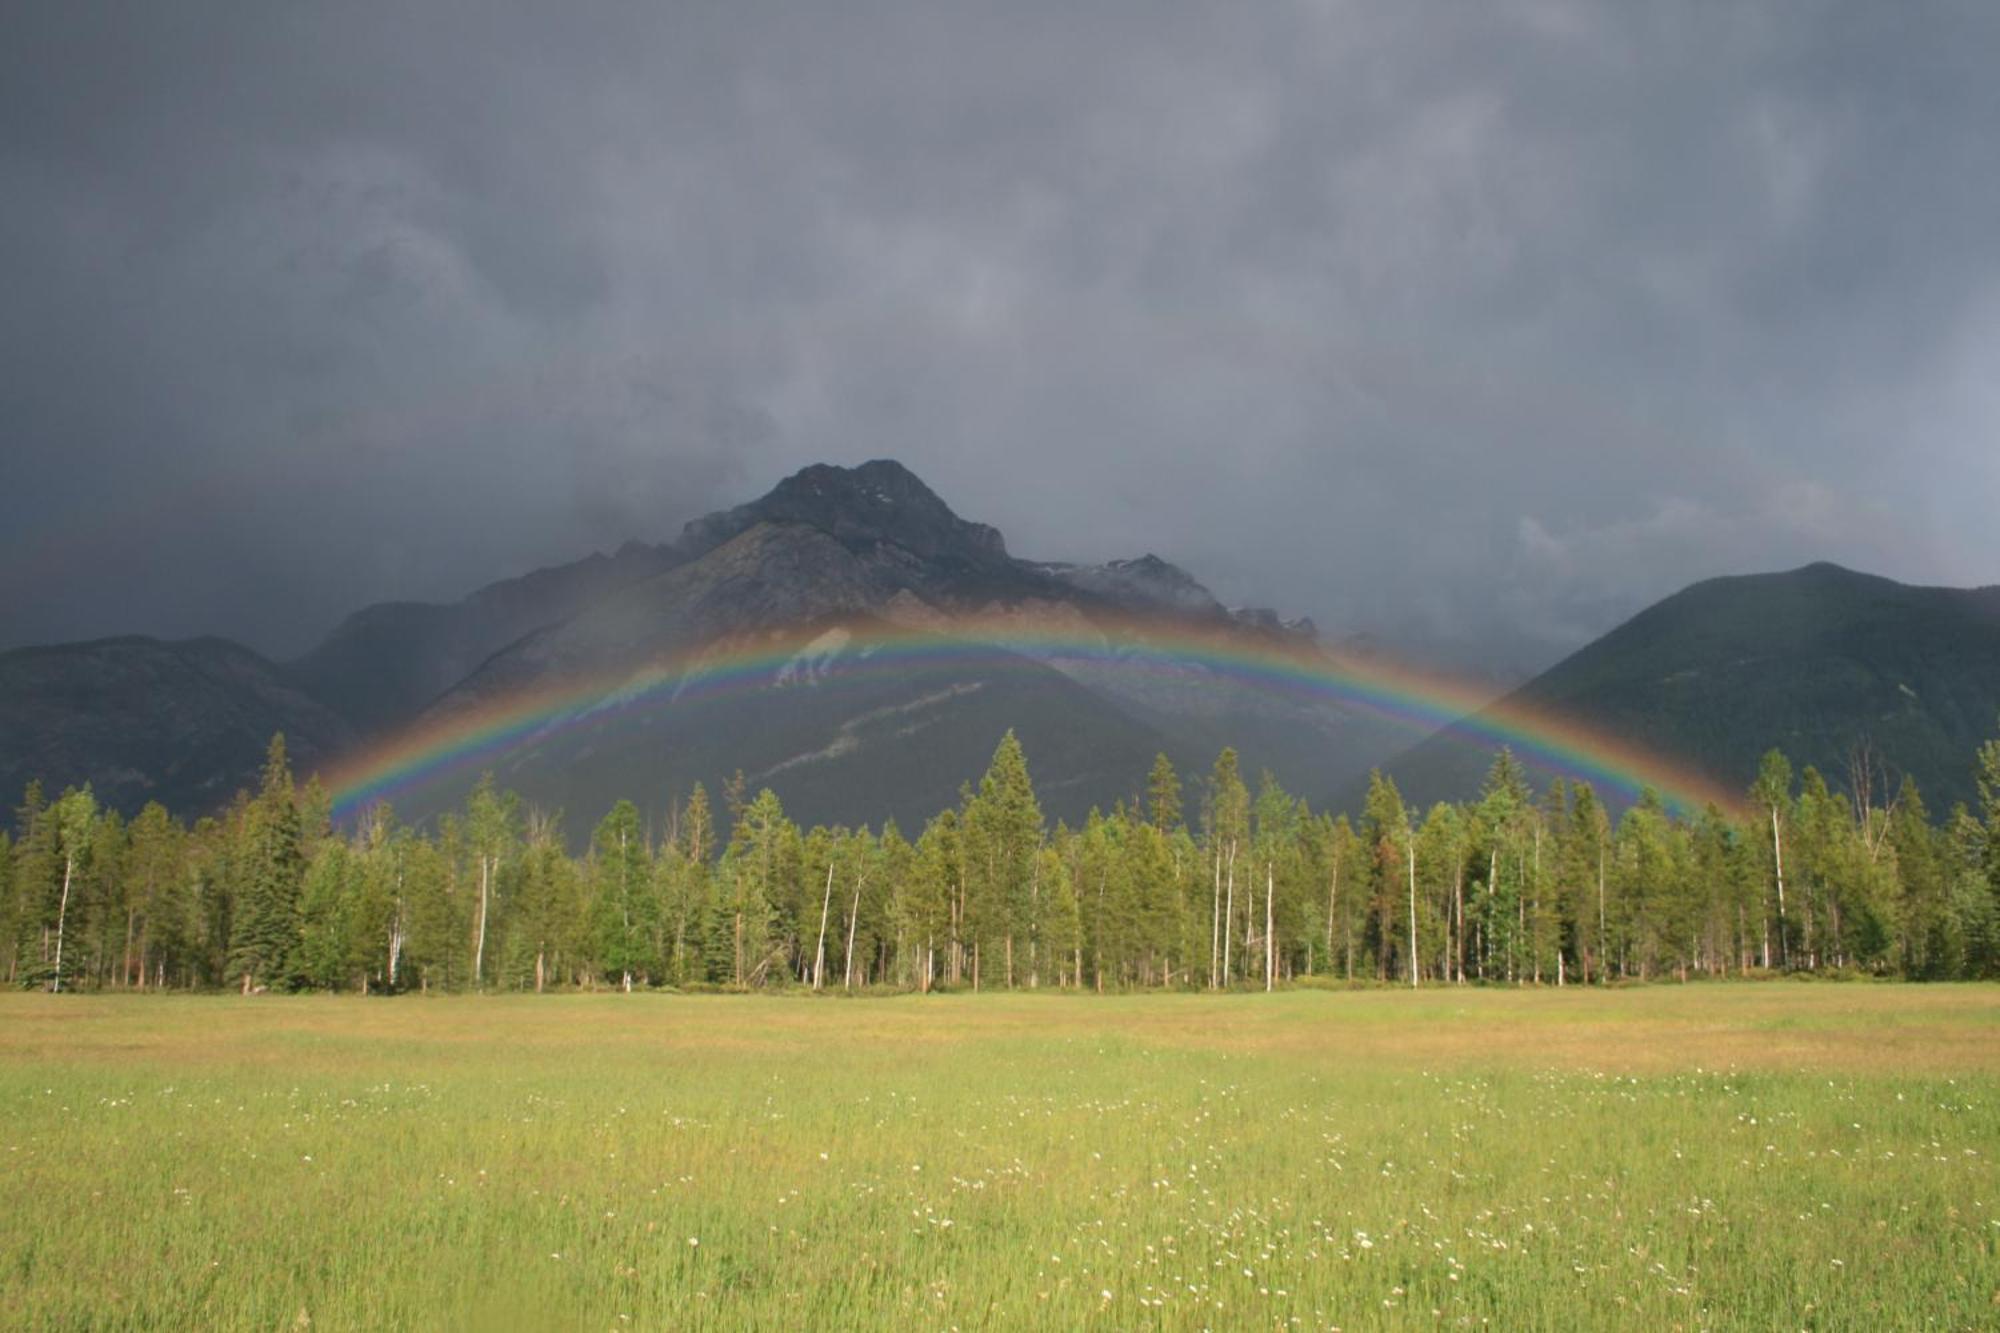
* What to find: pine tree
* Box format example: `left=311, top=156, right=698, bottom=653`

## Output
left=1146, top=754, right=1184, bottom=832
left=718, top=789, right=789, bottom=987
left=1360, top=771, right=1411, bottom=983
left=591, top=800, right=655, bottom=991
left=965, top=731, right=1043, bottom=988
left=227, top=736, right=303, bottom=993
left=124, top=802, right=182, bottom=989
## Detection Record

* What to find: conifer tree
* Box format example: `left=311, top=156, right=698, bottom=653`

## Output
left=966, top=731, right=1043, bottom=987
left=1146, top=754, right=1184, bottom=832
left=1360, top=771, right=1411, bottom=983
left=591, top=800, right=655, bottom=991
left=227, top=736, right=303, bottom=993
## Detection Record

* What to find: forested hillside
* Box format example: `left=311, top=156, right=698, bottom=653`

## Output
left=9, top=720, right=2000, bottom=994
left=1382, top=562, right=2000, bottom=814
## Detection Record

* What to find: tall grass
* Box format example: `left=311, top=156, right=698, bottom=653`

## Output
left=2, top=987, right=1996, bottom=1329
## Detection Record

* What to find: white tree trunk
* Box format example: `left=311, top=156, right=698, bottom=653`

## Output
left=1221, top=841, right=1236, bottom=984
left=475, top=855, right=491, bottom=988
left=1265, top=862, right=1275, bottom=992
left=1596, top=846, right=1607, bottom=983
left=1210, top=847, right=1222, bottom=989
left=1324, top=856, right=1338, bottom=970
left=813, top=860, right=835, bottom=990
left=843, top=881, right=861, bottom=991
left=1770, top=806, right=1788, bottom=968
left=51, top=853, right=75, bottom=994
left=1407, top=837, right=1419, bottom=988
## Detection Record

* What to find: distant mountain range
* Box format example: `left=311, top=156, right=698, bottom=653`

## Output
left=1373, top=561, right=2000, bottom=814
left=5, top=462, right=1997, bottom=829
left=0, top=461, right=1387, bottom=829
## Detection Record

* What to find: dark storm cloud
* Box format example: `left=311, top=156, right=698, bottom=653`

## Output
left=4, top=2, right=1997, bottom=671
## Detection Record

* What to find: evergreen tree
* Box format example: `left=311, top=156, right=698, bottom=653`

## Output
left=1360, top=771, right=1412, bottom=983
left=591, top=800, right=656, bottom=991
left=718, top=789, right=789, bottom=987
left=1146, top=753, right=1184, bottom=833
left=964, top=731, right=1043, bottom=987
left=227, top=736, right=303, bottom=992
left=1890, top=778, right=1951, bottom=977
left=124, top=802, right=182, bottom=989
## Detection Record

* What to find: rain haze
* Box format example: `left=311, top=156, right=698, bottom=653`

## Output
left=4, top=1, right=1998, bottom=681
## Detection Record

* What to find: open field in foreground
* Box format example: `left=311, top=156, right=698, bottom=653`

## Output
left=3, top=987, right=1998, bottom=1330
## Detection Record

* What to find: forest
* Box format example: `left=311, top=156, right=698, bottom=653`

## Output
left=8, top=726, right=2000, bottom=994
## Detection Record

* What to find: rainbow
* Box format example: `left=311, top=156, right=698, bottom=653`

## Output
left=325, top=613, right=1746, bottom=821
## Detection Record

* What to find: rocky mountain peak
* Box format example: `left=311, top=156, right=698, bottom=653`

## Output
left=678, top=459, right=1009, bottom=567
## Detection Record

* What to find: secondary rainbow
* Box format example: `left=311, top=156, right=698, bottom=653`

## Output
left=326, top=614, right=1746, bottom=820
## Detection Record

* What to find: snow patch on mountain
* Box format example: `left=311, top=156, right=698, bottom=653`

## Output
left=775, top=627, right=854, bottom=687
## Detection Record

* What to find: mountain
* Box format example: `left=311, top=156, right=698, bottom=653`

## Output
left=1376, top=562, right=2000, bottom=813
left=399, top=460, right=1401, bottom=830
left=8, top=459, right=1400, bottom=828
left=287, top=539, right=684, bottom=735
left=0, top=636, right=355, bottom=815
left=14, top=465, right=1997, bottom=833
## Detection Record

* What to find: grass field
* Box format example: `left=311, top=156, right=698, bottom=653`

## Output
left=3, top=987, right=1997, bottom=1330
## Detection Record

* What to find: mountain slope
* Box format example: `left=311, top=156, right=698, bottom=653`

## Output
left=2, top=460, right=1399, bottom=828
left=287, top=539, right=683, bottom=735
left=382, top=461, right=1403, bottom=829
left=1378, top=562, right=2000, bottom=812
left=0, top=636, right=355, bottom=814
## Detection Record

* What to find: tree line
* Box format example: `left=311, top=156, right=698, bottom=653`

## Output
left=7, top=726, right=2000, bottom=994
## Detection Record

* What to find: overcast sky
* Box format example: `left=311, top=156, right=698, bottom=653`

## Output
left=5, top=2, right=1997, bottom=675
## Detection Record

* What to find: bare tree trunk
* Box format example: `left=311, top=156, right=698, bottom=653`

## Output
left=1210, top=846, right=1222, bottom=989
left=475, top=855, right=491, bottom=987
left=843, top=880, right=862, bottom=991
left=1486, top=848, right=1498, bottom=981
left=1770, top=806, right=1788, bottom=969
left=1324, top=856, right=1338, bottom=973
left=1265, top=861, right=1275, bottom=992
left=1453, top=860, right=1465, bottom=983
left=813, top=859, right=835, bottom=990
left=1221, top=840, right=1236, bottom=985
left=1596, top=846, right=1607, bottom=983
left=1407, top=837, right=1419, bottom=989
left=51, top=852, right=75, bottom=994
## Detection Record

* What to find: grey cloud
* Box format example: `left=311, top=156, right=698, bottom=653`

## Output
left=3, top=1, right=1997, bottom=672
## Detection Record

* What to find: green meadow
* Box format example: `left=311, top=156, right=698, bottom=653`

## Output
left=3, top=987, right=1997, bottom=1330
